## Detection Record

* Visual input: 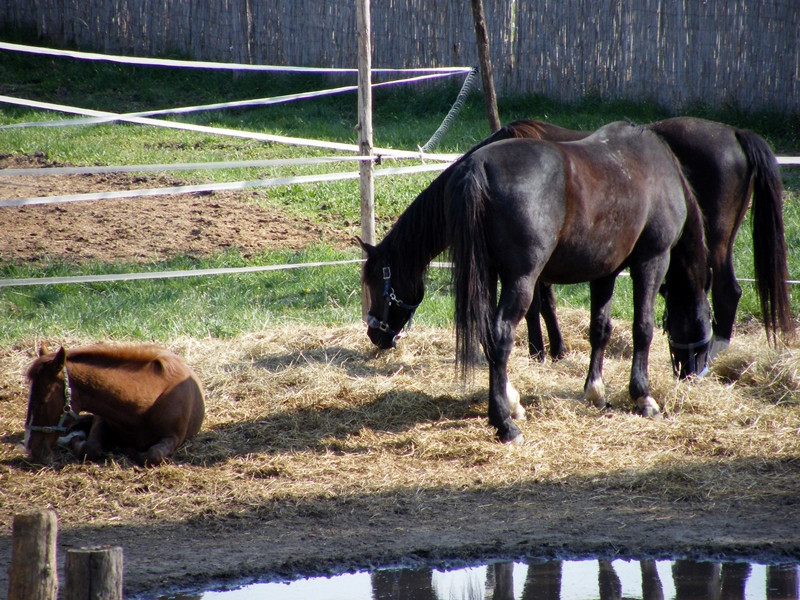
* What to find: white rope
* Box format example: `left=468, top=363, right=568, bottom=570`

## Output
left=777, top=156, right=800, bottom=165
left=0, top=163, right=453, bottom=207
left=0, top=41, right=472, bottom=75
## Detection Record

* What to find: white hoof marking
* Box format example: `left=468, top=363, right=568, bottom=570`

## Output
left=506, top=382, right=526, bottom=421
left=584, top=379, right=606, bottom=409
left=636, top=396, right=662, bottom=419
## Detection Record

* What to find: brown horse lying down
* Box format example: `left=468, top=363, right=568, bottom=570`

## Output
left=25, top=343, right=205, bottom=466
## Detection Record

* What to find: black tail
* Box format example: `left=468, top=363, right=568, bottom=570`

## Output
left=449, top=162, right=494, bottom=378
left=736, top=129, right=794, bottom=343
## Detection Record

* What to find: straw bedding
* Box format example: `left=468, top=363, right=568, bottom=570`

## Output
left=1, top=311, right=799, bottom=595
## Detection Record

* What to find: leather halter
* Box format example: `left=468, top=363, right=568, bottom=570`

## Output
left=25, top=365, right=80, bottom=437
left=366, top=265, right=420, bottom=341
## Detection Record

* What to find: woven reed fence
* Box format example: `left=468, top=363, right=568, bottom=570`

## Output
left=1, top=0, right=797, bottom=112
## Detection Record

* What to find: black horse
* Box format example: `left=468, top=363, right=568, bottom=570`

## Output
left=487, top=118, right=792, bottom=367
left=361, top=122, right=711, bottom=443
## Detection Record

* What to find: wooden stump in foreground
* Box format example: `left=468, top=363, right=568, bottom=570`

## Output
left=64, top=546, right=124, bottom=600
left=8, top=510, right=59, bottom=600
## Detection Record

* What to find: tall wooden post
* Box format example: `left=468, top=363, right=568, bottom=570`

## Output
left=64, top=546, right=123, bottom=600
left=470, top=0, right=501, bottom=132
left=8, top=511, right=59, bottom=600
left=357, top=0, right=375, bottom=318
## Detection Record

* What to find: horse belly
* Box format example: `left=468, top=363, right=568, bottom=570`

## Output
left=541, top=237, right=635, bottom=284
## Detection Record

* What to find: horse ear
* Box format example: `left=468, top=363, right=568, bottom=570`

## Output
left=38, top=343, right=49, bottom=357
left=54, top=347, right=67, bottom=370
left=355, top=236, right=376, bottom=255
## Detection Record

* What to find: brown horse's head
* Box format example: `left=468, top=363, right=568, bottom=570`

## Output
left=24, top=345, right=77, bottom=463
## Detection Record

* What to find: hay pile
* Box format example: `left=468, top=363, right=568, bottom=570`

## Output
left=2, top=309, right=798, bottom=530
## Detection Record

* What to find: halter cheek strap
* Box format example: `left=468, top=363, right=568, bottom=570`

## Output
left=366, top=266, right=420, bottom=339
left=25, top=365, right=80, bottom=437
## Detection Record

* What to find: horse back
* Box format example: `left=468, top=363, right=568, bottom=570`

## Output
left=544, top=122, right=691, bottom=278
left=67, top=344, right=205, bottom=441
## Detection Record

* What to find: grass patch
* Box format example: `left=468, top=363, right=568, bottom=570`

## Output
left=1, top=45, right=799, bottom=342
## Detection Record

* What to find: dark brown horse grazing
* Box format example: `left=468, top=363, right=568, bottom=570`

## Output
left=361, top=121, right=711, bottom=443
left=25, top=343, right=205, bottom=466
left=488, top=118, right=792, bottom=368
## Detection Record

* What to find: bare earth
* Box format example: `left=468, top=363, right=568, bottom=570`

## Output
left=1, top=156, right=799, bottom=598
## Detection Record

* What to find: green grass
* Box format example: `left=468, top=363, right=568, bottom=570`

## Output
left=1, top=40, right=799, bottom=343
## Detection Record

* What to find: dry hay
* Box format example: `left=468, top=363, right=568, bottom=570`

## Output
left=1, top=308, right=799, bottom=538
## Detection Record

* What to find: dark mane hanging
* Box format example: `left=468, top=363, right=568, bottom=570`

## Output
left=377, top=162, right=457, bottom=280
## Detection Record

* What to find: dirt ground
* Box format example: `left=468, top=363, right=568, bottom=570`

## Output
left=2, top=156, right=799, bottom=598
left=0, top=153, right=354, bottom=265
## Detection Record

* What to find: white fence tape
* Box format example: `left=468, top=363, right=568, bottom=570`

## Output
left=0, top=163, right=451, bottom=207
left=0, top=156, right=371, bottom=177
left=0, top=259, right=366, bottom=288
left=0, top=41, right=472, bottom=75
left=0, top=94, right=458, bottom=161
left=0, top=71, right=469, bottom=131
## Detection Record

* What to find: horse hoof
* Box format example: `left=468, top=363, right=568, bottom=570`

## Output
left=497, top=423, right=524, bottom=444
left=584, top=379, right=606, bottom=409
left=635, top=396, right=662, bottom=419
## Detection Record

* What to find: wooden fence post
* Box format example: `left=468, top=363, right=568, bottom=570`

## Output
left=64, top=546, right=124, bottom=600
left=8, top=510, right=59, bottom=600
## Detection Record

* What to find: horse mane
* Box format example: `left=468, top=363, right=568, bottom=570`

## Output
left=378, top=119, right=554, bottom=270
left=378, top=165, right=453, bottom=283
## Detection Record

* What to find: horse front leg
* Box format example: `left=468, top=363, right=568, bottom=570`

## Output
left=708, top=248, right=739, bottom=360
left=71, top=417, right=112, bottom=462
left=584, top=276, right=616, bottom=409
left=629, top=256, right=671, bottom=418
left=487, top=279, right=534, bottom=443
left=132, top=436, right=181, bottom=467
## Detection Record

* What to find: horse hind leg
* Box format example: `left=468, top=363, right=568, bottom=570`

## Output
left=540, top=283, right=567, bottom=360
left=525, top=282, right=566, bottom=362
left=583, top=276, right=616, bottom=409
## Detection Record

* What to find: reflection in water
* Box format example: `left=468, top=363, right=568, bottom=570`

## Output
left=164, top=558, right=799, bottom=600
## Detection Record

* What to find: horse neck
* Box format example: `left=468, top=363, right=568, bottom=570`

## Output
left=383, top=177, right=450, bottom=275
left=64, top=355, right=138, bottom=422
left=668, top=193, right=708, bottom=291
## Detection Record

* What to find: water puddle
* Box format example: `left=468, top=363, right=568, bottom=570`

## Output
left=159, top=557, right=799, bottom=600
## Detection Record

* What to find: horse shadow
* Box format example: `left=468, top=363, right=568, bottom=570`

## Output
left=178, top=342, right=488, bottom=467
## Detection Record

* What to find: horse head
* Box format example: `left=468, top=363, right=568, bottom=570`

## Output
left=662, top=272, right=714, bottom=379
left=358, top=237, right=423, bottom=349
left=24, top=345, right=79, bottom=463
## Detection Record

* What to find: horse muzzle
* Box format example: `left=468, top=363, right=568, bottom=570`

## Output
left=669, top=340, right=711, bottom=379
left=367, top=324, right=399, bottom=349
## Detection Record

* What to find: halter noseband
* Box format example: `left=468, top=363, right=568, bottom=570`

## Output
left=366, top=265, right=420, bottom=341
left=667, top=332, right=713, bottom=377
left=25, top=365, right=79, bottom=437
left=662, top=300, right=713, bottom=377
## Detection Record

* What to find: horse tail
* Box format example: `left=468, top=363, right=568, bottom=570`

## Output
left=448, top=161, right=494, bottom=378
left=736, top=129, right=793, bottom=343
